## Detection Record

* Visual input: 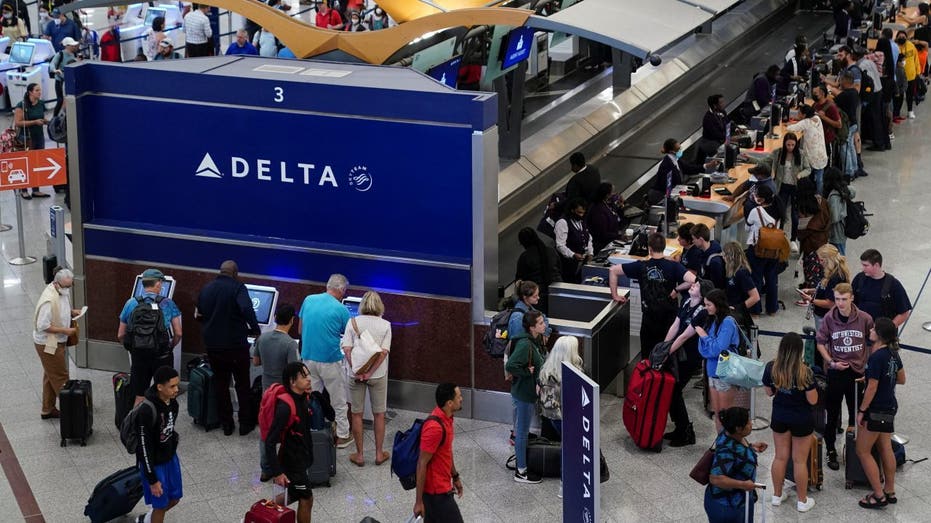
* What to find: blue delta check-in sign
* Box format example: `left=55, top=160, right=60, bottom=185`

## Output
left=562, top=362, right=600, bottom=522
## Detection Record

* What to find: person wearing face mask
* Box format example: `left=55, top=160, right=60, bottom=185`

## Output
left=648, top=138, right=684, bottom=205
left=810, top=87, right=842, bottom=180
left=344, top=10, right=366, bottom=31
left=33, top=268, right=81, bottom=420
left=0, top=5, right=26, bottom=44
left=367, top=5, right=390, bottom=30
left=896, top=31, right=920, bottom=119
left=43, top=8, right=82, bottom=52
left=0, top=0, right=29, bottom=35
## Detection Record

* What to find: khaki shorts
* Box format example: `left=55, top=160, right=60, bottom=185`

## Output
left=348, top=374, right=388, bottom=414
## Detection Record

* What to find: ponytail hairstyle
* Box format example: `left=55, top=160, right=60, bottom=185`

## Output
left=873, top=317, right=900, bottom=352
left=25, top=83, right=38, bottom=107
left=718, top=406, right=750, bottom=435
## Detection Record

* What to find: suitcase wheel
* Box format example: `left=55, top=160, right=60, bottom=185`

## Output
left=845, top=481, right=853, bottom=489
left=60, top=439, right=66, bottom=447
left=815, top=485, right=822, bottom=491
left=80, top=439, right=87, bottom=447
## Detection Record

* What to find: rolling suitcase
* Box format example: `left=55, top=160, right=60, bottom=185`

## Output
left=307, top=427, right=336, bottom=487
left=623, top=360, right=675, bottom=451
left=187, top=360, right=220, bottom=431
left=113, top=372, right=134, bottom=430
left=505, top=438, right=561, bottom=478
left=83, top=466, right=143, bottom=523
left=59, top=379, right=93, bottom=447
left=785, top=433, right=824, bottom=491
left=245, top=489, right=295, bottom=523
left=843, top=388, right=883, bottom=489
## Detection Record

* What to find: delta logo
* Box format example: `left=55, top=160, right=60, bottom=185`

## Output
left=194, top=153, right=373, bottom=192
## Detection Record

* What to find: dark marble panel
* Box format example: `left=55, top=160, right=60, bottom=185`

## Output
left=473, top=324, right=509, bottom=393
left=84, top=259, right=473, bottom=385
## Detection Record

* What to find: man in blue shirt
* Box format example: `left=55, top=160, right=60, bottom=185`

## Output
left=117, top=268, right=183, bottom=405
left=43, top=8, right=82, bottom=52
left=299, top=273, right=352, bottom=448
left=225, top=29, right=258, bottom=56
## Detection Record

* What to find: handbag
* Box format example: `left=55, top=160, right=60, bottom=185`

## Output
left=754, top=207, right=790, bottom=262
left=689, top=445, right=715, bottom=485
left=66, top=320, right=79, bottom=347
left=716, top=350, right=765, bottom=389
left=349, top=317, right=382, bottom=376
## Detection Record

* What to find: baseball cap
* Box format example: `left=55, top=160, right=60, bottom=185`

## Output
left=159, top=38, right=173, bottom=48
left=61, top=37, right=79, bottom=47
left=51, top=8, right=61, bottom=16
left=141, top=268, right=166, bottom=280
left=748, top=163, right=771, bottom=177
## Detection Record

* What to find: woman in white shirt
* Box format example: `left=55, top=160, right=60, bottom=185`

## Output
left=341, top=290, right=392, bottom=467
left=744, top=184, right=782, bottom=316
left=142, top=16, right=166, bottom=61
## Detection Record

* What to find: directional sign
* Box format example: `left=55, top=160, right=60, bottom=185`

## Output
left=0, top=148, right=67, bottom=192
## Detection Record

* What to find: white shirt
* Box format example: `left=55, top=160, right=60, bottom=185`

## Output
left=786, top=116, right=828, bottom=169
left=340, top=315, right=392, bottom=380
left=745, top=205, right=777, bottom=246
left=857, top=57, right=883, bottom=93
left=33, top=293, right=71, bottom=345
left=183, top=9, right=212, bottom=44
left=554, top=217, right=593, bottom=258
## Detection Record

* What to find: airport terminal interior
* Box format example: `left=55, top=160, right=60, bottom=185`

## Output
left=1, top=0, right=931, bottom=521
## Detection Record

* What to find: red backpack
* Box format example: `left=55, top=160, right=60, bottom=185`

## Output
left=258, top=383, right=300, bottom=442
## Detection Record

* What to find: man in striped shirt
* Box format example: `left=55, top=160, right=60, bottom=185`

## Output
left=183, top=3, right=213, bottom=57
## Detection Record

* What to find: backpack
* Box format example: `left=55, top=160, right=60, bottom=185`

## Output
left=753, top=207, right=790, bottom=263
left=391, top=415, right=445, bottom=490
left=123, top=296, right=171, bottom=355
left=119, top=398, right=157, bottom=454
left=482, top=309, right=515, bottom=358
left=701, top=252, right=724, bottom=286
left=47, top=113, right=66, bottom=143
left=854, top=273, right=896, bottom=320
left=834, top=104, right=850, bottom=144
left=308, top=390, right=334, bottom=431
left=258, top=383, right=300, bottom=442
left=858, top=66, right=876, bottom=101
left=843, top=197, right=870, bottom=239
left=639, top=261, right=678, bottom=316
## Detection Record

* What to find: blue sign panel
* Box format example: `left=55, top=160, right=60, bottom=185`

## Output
left=562, top=363, right=600, bottom=523
left=501, top=27, right=535, bottom=70
left=427, top=55, right=463, bottom=88
left=76, top=95, right=474, bottom=260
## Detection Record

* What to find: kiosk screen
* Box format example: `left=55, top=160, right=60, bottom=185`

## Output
left=144, top=7, right=167, bottom=27
left=132, top=275, right=174, bottom=298
left=9, top=43, right=35, bottom=66
left=342, top=297, right=362, bottom=318
left=245, top=284, right=278, bottom=326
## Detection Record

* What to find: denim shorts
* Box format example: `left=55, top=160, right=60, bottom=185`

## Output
left=709, top=377, right=732, bottom=392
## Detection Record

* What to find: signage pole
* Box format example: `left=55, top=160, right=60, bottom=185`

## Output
left=562, top=363, right=601, bottom=523
left=0, top=194, right=12, bottom=232
left=9, top=194, right=36, bottom=265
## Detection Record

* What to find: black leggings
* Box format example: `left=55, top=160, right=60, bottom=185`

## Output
left=906, top=79, right=918, bottom=112
left=669, top=351, right=701, bottom=429
left=53, top=80, right=64, bottom=116
left=824, top=367, right=862, bottom=451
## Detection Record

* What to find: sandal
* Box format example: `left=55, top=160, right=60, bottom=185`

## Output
left=375, top=451, right=390, bottom=466
left=884, top=492, right=897, bottom=504
left=348, top=454, right=364, bottom=467
left=859, top=493, right=888, bottom=509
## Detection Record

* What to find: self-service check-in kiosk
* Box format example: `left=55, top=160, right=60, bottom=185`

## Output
left=120, top=3, right=185, bottom=60
left=245, top=283, right=287, bottom=383
left=6, top=39, right=55, bottom=109
left=130, top=273, right=181, bottom=373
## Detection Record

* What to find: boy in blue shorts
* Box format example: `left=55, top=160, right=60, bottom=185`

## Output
left=135, top=366, right=182, bottom=523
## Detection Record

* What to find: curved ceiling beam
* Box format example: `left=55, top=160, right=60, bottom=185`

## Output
left=59, top=0, right=531, bottom=64
left=375, top=0, right=509, bottom=24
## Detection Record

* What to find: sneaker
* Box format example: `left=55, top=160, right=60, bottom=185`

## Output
left=827, top=449, right=840, bottom=471
left=908, top=111, right=916, bottom=119
left=514, top=469, right=542, bottom=484
left=772, top=491, right=789, bottom=506
left=335, top=436, right=354, bottom=449
left=790, top=240, right=799, bottom=254
left=797, top=497, right=816, bottom=512
left=136, top=516, right=145, bottom=523
left=889, top=132, right=895, bottom=141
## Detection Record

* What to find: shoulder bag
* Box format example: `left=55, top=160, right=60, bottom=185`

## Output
left=349, top=317, right=382, bottom=376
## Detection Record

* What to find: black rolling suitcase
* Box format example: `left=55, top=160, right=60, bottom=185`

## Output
left=307, top=427, right=337, bottom=487
left=84, top=466, right=144, bottom=523
left=59, top=379, right=93, bottom=447
left=187, top=359, right=220, bottom=430
left=113, top=372, right=134, bottom=430
left=843, top=387, right=883, bottom=489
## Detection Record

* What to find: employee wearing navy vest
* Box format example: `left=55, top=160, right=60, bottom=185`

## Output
left=554, top=198, right=593, bottom=284
left=648, top=139, right=683, bottom=206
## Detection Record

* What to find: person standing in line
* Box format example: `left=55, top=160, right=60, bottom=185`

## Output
left=414, top=383, right=464, bottom=522
left=696, top=289, right=740, bottom=433
left=763, top=333, right=817, bottom=513
left=264, top=362, right=315, bottom=523
left=816, top=282, right=873, bottom=471
left=856, top=318, right=906, bottom=510
left=852, top=249, right=913, bottom=328
left=537, top=335, right=582, bottom=498
left=823, top=167, right=853, bottom=255
left=299, top=273, right=354, bottom=448
left=505, top=310, right=546, bottom=484
left=799, top=244, right=849, bottom=332
left=134, top=366, right=182, bottom=523
left=342, top=290, right=392, bottom=467
left=195, top=260, right=261, bottom=436
left=704, top=407, right=767, bottom=523
left=183, top=3, right=213, bottom=57
left=252, top=303, right=299, bottom=481
left=13, top=83, right=50, bottom=200
left=32, top=268, right=79, bottom=419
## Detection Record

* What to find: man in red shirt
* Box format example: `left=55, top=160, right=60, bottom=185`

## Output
left=812, top=84, right=842, bottom=167
left=414, top=383, right=464, bottom=523
left=315, top=1, right=343, bottom=30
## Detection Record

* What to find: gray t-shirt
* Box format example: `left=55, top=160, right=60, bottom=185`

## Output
left=251, top=330, right=299, bottom=390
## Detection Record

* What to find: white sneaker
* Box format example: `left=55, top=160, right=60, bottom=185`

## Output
left=772, top=491, right=789, bottom=506
left=558, top=483, right=563, bottom=499
left=797, top=497, right=816, bottom=512
left=790, top=240, right=799, bottom=254
left=908, top=111, right=916, bottom=119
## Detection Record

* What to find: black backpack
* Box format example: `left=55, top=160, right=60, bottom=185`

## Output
left=124, top=296, right=171, bottom=354
left=483, top=309, right=515, bottom=358
left=843, top=198, right=870, bottom=239
left=854, top=273, right=897, bottom=320
left=639, top=262, right=678, bottom=316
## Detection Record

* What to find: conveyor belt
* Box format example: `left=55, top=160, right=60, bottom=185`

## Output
left=497, top=11, right=833, bottom=282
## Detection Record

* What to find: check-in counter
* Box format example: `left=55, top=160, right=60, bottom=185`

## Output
left=546, top=283, right=630, bottom=395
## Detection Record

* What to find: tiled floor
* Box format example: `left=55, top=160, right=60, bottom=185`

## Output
left=2, top=76, right=931, bottom=523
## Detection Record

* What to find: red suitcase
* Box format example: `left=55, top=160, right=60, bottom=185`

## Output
left=244, top=499, right=296, bottom=523
left=623, top=360, right=675, bottom=451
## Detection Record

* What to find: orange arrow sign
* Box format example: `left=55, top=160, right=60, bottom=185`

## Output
left=0, top=148, right=67, bottom=192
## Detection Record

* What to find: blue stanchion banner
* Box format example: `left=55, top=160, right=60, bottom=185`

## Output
left=561, top=362, right=600, bottom=523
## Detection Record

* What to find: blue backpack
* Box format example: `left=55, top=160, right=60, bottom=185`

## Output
left=391, top=415, right=445, bottom=490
